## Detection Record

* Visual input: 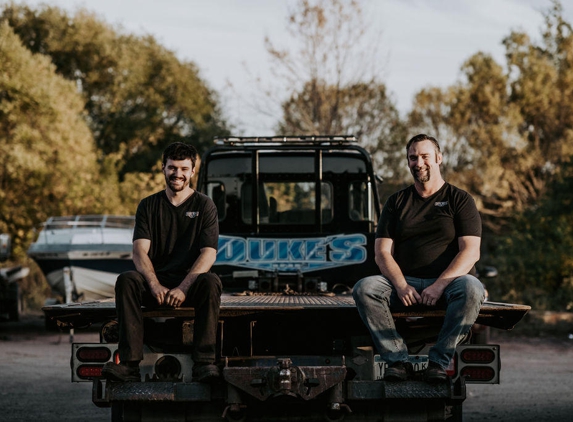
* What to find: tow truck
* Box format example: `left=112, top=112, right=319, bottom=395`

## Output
left=43, top=136, right=530, bottom=421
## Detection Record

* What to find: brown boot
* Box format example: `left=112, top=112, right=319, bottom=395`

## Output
left=384, top=361, right=414, bottom=382
left=424, top=361, right=447, bottom=384
left=101, top=362, right=141, bottom=382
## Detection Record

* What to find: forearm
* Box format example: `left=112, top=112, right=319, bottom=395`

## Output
left=377, top=252, right=408, bottom=289
left=133, top=251, right=161, bottom=288
left=436, top=249, right=480, bottom=287
left=178, top=247, right=217, bottom=294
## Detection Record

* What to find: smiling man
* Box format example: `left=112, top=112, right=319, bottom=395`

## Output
left=352, top=134, right=485, bottom=383
left=102, top=142, right=222, bottom=383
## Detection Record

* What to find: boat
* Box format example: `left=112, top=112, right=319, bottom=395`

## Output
left=27, top=215, right=136, bottom=302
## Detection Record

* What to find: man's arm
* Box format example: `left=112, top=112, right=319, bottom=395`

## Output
left=375, top=237, right=422, bottom=307
left=133, top=238, right=170, bottom=305
left=164, top=246, right=217, bottom=307
left=420, top=235, right=481, bottom=305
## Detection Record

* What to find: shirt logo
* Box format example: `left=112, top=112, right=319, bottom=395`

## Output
left=434, top=201, right=448, bottom=207
left=186, top=212, right=200, bottom=218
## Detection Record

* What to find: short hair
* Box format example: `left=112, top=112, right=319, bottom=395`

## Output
left=406, top=134, right=441, bottom=157
left=162, top=142, right=198, bottom=167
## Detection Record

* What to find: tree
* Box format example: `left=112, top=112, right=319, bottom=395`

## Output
left=262, top=0, right=407, bottom=179
left=0, top=22, right=114, bottom=254
left=1, top=4, right=230, bottom=175
left=406, top=1, right=573, bottom=309
left=493, top=160, right=573, bottom=310
left=407, top=1, right=573, bottom=232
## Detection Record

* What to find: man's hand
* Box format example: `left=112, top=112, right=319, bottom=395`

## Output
left=396, top=284, right=422, bottom=307
left=165, top=287, right=186, bottom=308
left=421, top=282, right=446, bottom=306
left=150, top=283, right=170, bottom=306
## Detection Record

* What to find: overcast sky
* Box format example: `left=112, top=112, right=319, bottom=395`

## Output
left=7, top=0, right=570, bottom=134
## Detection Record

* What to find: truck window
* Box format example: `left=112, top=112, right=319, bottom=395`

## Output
left=349, top=181, right=375, bottom=222
left=203, top=151, right=374, bottom=228
left=241, top=181, right=270, bottom=224
left=206, top=182, right=226, bottom=221
left=265, top=182, right=332, bottom=224
left=240, top=181, right=332, bottom=225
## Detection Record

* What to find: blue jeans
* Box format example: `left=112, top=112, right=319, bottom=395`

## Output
left=352, top=274, right=485, bottom=369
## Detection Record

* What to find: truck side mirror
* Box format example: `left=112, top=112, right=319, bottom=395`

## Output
left=0, top=233, right=11, bottom=262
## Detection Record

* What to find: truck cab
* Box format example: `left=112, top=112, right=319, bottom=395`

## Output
left=202, top=136, right=379, bottom=293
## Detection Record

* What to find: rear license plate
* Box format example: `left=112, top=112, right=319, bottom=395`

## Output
left=374, top=355, right=428, bottom=380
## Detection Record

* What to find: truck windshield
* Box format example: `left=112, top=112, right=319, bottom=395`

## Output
left=203, top=151, right=376, bottom=229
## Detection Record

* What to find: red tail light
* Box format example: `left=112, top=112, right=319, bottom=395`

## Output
left=460, top=349, right=495, bottom=364
left=446, top=356, right=457, bottom=377
left=77, top=364, right=104, bottom=379
left=76, top=347, right=112, bottom=362
left=460, top=366, right=495, bottom=381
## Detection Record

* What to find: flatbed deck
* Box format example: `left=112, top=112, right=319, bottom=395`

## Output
left=43, top=294, right=530, bottom=331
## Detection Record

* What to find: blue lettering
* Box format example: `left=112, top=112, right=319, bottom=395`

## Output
left=288, top=240, right=304, bottom=261
left=305, top=239, right=327, bottom=262
left=248, top=239, right=276, bottom=261
left=216, top=236, right=246, bottom=263
left=277, top=240, right=289, bottom=261
left=215, top=234, right=367, bottom=271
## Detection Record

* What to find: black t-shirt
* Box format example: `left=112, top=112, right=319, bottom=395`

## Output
left=376, top=183, right=481, bottom=278
left=133, top=190, right=219, bottom=281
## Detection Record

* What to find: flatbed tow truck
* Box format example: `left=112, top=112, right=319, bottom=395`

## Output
left=43, top=136, right=530, bottom=421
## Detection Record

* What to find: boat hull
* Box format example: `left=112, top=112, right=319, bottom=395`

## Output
left=27, top=215, right=136, bottom=302
left=31, top=251, right=135, bottom=301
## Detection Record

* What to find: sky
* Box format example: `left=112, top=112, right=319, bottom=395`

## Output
left=6, top=0, right=570, bottom=134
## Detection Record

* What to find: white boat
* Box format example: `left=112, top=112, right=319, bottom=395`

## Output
left=27, top=215, right=135, bottom=302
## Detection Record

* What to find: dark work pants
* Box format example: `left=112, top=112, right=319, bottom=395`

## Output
left=115, top=270, right=222, bottom=364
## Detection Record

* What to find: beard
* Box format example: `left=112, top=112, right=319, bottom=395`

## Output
left=411, top=165, right=431, bottom=183
left=165, top=175, right=189, bottom=192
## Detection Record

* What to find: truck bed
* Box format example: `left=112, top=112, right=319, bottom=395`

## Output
left=43, top=293, right=530, bottom=331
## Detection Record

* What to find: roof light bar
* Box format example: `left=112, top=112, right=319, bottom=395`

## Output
left=214, top=135, right=357, bottom=146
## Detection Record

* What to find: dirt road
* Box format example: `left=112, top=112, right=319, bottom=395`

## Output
left=1, top=314, right=572, bottom=421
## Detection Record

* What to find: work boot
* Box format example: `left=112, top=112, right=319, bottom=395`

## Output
left=192, top=363, right=221, bottom=383
left=384, top=361, right=414, bottom=382
left=101, top=362, right=141, bottom=382
left=424, top=361, right=448, bottom=384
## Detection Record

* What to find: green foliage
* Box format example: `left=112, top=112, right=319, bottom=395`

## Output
left=0, top=22, right=104, bottom=254
left=491, top=160, right=573, bottom=311
left=0, top=3, right=230, bottom=246
left=406, top=2, right=573, bottom=226
left=1, top=3, right=229, bottom=175
left=406, top=0, right=573, bottom=309
left=0, top=3, right=230, bottom=309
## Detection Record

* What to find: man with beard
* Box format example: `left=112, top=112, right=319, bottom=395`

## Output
left=102, top=142, right=222, bottom=383
left=352, top=134, right=485, bottom=383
